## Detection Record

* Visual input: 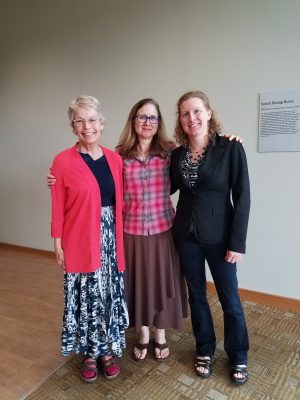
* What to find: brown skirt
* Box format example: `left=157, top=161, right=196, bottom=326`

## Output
left=124, top=229, right=188, bottom=330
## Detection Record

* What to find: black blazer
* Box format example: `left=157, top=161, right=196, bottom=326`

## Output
left=170, top=135, right=250, bottom=253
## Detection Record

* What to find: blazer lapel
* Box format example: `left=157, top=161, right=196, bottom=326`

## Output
left=195, top=136, right=225, bottom=187
left=175, top=147, right=192, bottom=190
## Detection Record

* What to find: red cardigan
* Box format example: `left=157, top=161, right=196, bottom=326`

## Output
left=51, top=144, right=125, bottom=273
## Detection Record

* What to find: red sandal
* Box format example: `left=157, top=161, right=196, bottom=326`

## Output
left=80, top=358, right=98, bottom=383
left=100, top=355, right=120, bottom=380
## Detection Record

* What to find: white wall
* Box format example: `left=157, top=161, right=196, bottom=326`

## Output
left=0, top=0, right=299, bottom=298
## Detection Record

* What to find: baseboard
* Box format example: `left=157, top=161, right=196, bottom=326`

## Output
left=207, top=281, right=300, bottom=313
left=1, top=242, right=299, bottom=313
left=0, top=242, right=54, bottom=258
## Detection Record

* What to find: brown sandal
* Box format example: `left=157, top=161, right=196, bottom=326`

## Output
left=153, top=341, right=169, bottom=362
left=133, top=342, right=149, bottom=362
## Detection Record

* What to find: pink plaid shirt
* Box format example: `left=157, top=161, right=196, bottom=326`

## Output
left=123, top=153, right=175, bottom=236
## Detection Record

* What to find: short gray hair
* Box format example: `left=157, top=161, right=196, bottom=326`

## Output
left=68, top=95, right=105, bottom=122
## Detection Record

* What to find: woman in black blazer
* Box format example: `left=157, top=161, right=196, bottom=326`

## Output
left=171, top=91, right=250, bottom=385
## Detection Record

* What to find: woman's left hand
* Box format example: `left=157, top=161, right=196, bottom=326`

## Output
left=224, top=134, right=243, bottom=143
left=225, top=250, right=243, bottom=263
left=54, top=238, right=65, bottom=270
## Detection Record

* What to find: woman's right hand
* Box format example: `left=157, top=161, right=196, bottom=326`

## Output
left=47, top=173, right=56, bottom=188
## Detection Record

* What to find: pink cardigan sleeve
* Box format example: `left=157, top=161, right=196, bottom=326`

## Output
left=50, top=156, right=67, bottom=238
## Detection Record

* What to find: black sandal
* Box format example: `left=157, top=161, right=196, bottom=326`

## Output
left=195, top=357, right=212, bottom=378
left=231, top=365, right=248, bottom=385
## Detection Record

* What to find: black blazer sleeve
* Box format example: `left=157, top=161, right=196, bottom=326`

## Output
left=227, top=141, right=250, bottom=252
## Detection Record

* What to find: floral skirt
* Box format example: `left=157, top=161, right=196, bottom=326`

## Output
left=61, top=206, right=129, bottom=359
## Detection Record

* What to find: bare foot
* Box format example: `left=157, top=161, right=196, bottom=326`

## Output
left=154, top=328, right=169, bottom=360
left=232, top=364, right=247, bottom=380
left=195, top=356, right=211, bottom=376
left=133, top=326, right=150, bottom=361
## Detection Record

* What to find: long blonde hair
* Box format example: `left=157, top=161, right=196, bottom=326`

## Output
left=174, top=91, right=223, bottom=147
left=117, top=98, right=173, bottom=158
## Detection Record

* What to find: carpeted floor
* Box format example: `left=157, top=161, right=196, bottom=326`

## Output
left=26, top=294, right=300, bottom=400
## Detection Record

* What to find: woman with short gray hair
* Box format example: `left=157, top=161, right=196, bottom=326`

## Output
left=50, top=95, right=128, bottom=383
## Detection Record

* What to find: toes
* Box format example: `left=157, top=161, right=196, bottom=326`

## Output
left=154, top=344, right=169, bottom=361
left=134, top=347, right=147, bottom=360
left=155, top=348, right=169, bottom=359
left=233, top=372, right=243, bottom=379
left=161, top=349, right=169, bottom=359
left=197, top=366, right=209, bottom=375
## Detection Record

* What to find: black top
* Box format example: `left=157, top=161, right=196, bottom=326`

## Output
left=79, top=152, right=116, bottom=206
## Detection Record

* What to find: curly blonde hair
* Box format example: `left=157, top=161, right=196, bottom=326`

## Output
left=174, top=91, right=223, bottom=147
left=117, top=98, right=174, bottom=158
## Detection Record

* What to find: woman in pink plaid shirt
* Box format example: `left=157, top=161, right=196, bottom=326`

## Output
left=117, top=98, right=188, bottom=362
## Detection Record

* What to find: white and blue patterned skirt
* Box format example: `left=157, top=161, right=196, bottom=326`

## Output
left=61, top=206, right=129, bottom=359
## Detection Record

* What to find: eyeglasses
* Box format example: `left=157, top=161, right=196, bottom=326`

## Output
left=72, top=116, right=101, bottom=127
left=135, top=114, right=159, bottom=124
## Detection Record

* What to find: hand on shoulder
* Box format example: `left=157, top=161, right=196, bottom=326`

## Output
left=223, top=134, right=243, bottom=143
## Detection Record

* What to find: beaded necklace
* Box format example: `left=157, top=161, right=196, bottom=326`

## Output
left=181, top=146, right=208, bottom=188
